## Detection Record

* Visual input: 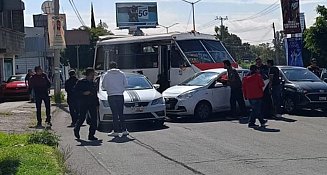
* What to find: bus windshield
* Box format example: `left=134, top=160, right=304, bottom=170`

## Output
left=177, top=39, right=233, bottom=64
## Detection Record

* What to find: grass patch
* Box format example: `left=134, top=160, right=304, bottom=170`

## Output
left=0, top=131, right=67, bottom=175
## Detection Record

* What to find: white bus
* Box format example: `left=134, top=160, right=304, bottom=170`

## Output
left=93, top=32, right=237, bottom=86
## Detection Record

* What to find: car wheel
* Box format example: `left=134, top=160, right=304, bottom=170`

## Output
left=194, top=101, right=212, bottom=120
left=284, top=97, right=296, bottom=114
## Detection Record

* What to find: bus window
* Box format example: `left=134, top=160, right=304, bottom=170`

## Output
left=171, top=46, right=189, bottom=68
left=111, top=43, right=158, bottom=69
left=201, top=40, right=233, bottom=62
left=177, top=40, right=213, bottom=64
left=95, top=46, right=105, bottom=70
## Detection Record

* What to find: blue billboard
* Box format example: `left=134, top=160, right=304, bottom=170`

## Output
left=285, top=37, right=303, bottom=67
left=116, top=2, right=158, bottom=29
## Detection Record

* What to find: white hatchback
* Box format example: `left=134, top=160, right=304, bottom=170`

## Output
left=97, top=73, right=166, bottom=132
left=162, top=68, right=249, bottom=119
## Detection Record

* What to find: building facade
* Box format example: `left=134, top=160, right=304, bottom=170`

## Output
left=0, top=0, right=25, bottom=81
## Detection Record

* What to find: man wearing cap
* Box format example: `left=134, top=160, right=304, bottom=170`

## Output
left=307, top=58, right=321, bottom=77
left=65, top=70, right=79, bottom=127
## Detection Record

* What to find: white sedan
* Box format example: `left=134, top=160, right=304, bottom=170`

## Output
left=163, top=68, right=249, bottom=120
left=97, top=73, right=166, bottom=132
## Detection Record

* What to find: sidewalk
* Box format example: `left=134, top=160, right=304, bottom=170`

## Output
left=52, top=106, right=113, bottom=175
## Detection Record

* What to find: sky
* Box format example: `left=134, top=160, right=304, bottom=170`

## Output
left=23, top=0, right=327, bottom=45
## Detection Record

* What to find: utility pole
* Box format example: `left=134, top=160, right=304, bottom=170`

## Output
left=53, top=0, right=61, bottom=103
left=273, top=22, right=280, bottom=65
left=76, top=45, right=80, bottom=77
left=217, top=16, right=228, bottom=41
left=182, top=0, right=202, bottom=32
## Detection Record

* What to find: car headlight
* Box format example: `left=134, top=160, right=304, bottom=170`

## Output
left=177, top=90, right=197, bottom=100
left=296, top=86, right=307, bottom=93
left=101, top=100, right=110, bottom=107
left=151, top=97, right=164, bottom=105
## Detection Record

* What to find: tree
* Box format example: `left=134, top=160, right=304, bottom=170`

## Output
left=304, top=5, right=327, bottom=66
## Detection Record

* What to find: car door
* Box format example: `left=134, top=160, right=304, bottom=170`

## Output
left=209, top=73, right=230, bottom=112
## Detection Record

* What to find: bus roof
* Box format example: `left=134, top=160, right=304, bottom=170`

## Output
left=97, top=32, right=219, bottom=46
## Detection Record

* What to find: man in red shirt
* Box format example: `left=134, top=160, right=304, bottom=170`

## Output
left=242, top=65, right=268, bottom=128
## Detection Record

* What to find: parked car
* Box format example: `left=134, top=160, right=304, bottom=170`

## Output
left=162, top=68, right=249, bottom=119
left=97, top=73, right=166, bottom=132
left=279, top=66, right=327, bottom=113
left=0, top=74, right=29, bottom=101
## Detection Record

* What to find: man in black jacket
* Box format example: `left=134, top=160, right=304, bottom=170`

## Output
left=73, top=68, right=99, bottom=141
left=29, top=66, right=52, bottom=128
left=65, top=70, right=79, bottom=127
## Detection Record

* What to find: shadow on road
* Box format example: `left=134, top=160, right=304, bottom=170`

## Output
left=108, top=136, right=135, bottom=144
left=253, top=126, right=280, bottom=132
left=76, top=139, right=103, bottom=146
left=289, top=109, right=326, bottom=118
left=167, top=111, right=242, bottom=124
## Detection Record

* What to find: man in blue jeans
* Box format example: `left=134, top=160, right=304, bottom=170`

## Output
left=267, top=60, right=283, bottom=118
left=102, top=62, right=128, bottom=137
left=243, top=65, right=268, bottom=128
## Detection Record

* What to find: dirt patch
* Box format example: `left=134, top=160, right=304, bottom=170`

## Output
left=0, top=102, right=38, bottom=133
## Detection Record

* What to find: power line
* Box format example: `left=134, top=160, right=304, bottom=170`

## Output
left=68, top=0, right=86, bottom=26
left=231, top=1, right=279, bottom=22
left=185, top=7, right=193, bottom=32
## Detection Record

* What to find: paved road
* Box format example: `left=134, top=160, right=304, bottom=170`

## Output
left=53, top=109, right=327, bottom=175
left=0, top=100, right=28, bottom=113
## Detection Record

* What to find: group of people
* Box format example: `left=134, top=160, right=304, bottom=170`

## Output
left=65, top=62, right=128, bottom=141
left=221, top=58, right=283, bottom=128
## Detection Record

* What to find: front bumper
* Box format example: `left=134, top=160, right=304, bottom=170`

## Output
left=295, top=92, right=327, bottom=109
left=164, top=97, right=197, bottom=116
left=99, top=103, right=166, bottom=122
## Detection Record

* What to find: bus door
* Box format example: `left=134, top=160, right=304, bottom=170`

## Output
left=158, top=45, right=170, bottom=88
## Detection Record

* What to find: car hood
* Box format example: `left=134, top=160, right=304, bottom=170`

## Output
left=162, top=85, right=202, bottom=97
left=98, top=88, right=162, bottom=102
left=5, top=81, right=26, bottom=88
left=292, top=81, right=327, bottom=92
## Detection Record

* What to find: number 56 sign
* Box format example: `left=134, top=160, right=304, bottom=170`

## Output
left=138, top=6, right=149, bottom=20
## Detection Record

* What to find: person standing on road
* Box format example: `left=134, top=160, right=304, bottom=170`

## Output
left=102, top=62, right=128, bottom=137
left=29, top=66, right=52, bottom=128
left=256, top=57, right=272, bottom=118
left=222, top=60, right=247, bottom=119
left=73, top=68, right=99, bottom=141
left=25, top=69, right=35, bottom=102
left=267, top=60, right=283, bottom=118
left=307, top=58, right=321, bottom=78
left=242, top=65, right=268, bottom=128
left=65, top=70, right=79, bottom=127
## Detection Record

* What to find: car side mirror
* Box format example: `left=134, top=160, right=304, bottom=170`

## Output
left=214, top=82, right=224, bottom=88
left=153, top=84, right=160, bottom=89
left=324, top=78, right=327, bottom=83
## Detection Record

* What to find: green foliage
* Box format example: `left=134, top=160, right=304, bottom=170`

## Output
left=28, top=131, right=60, bottom=147
left=51, top=91, right=65, bottom=104
left=0, top=132, right=64, bottom=175
left=304, top=5, right=327, bottom=67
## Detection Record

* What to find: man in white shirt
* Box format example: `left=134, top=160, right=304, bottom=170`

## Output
left=102, top=62, right=128, bottom=137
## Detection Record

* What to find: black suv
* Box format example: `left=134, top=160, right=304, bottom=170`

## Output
left=278, top=66, right=327, bottom=113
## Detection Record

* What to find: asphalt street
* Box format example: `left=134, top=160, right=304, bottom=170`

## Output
left=53, top=108, right=327, bottom=175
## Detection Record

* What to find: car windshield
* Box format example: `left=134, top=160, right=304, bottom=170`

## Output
left=126, top=75, right=153, bottom=90
left=179, top=72, right=218, bottom=86
left=281, top=68, right=321, bottom=82
left=7, top=76, right=25, bottom=82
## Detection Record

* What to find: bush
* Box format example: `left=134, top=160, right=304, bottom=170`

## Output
left=51, top=91, right=66, bottom=104
left=28, top=131, right=60, bottom=147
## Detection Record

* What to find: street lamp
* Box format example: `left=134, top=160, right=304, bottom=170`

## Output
left=159, top=23, right=179, bottom=33
left=181, top=0, right=202, bottom=32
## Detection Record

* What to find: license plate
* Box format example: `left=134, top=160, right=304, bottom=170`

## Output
left=319, top=97, right=327, bottom=101
left=134, top=107, right=144, bottom=112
